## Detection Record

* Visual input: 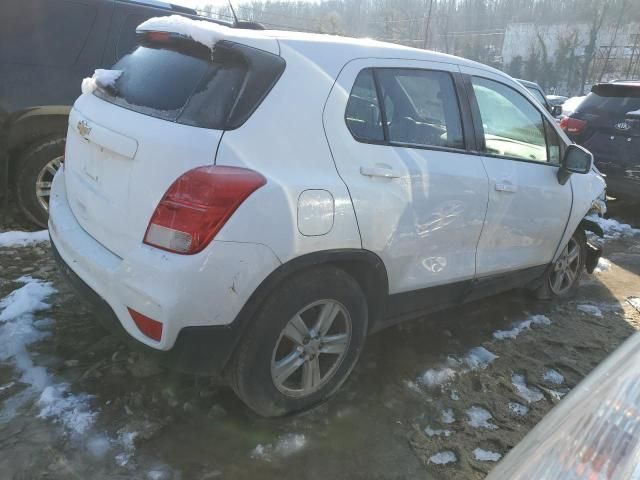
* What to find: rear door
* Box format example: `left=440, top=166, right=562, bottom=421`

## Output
left=324, top=59, right=488, bottom=306
left=461, top=67, right=572, bottom=277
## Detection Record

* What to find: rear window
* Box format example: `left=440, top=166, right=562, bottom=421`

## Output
left=95, top=38, right=285, bottom=130
left=577, top=85, right=640, bottom=116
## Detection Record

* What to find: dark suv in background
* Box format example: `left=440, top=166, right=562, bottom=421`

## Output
left=0, top=0, right=245, bottom=227
left=561, top=81, right=640, bottom=202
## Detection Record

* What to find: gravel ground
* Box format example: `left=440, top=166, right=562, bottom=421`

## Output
left=1, top=201, right=639, bottom=479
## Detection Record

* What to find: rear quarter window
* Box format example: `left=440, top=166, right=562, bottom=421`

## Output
left=0, top=0, right=96, bottom=67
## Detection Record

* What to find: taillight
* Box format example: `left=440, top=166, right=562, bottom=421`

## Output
left=143, top=166, right=266, bottom=254
left=560, top=116, right=587, bottom=135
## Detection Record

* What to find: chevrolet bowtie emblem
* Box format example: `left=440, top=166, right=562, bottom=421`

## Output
left=77, top=120, right=92, bottom=137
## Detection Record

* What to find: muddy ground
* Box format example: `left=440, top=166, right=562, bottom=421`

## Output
left=1, top=201, right=640, bottom=480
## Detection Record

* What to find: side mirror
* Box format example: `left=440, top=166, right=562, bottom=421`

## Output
left=551, top=105, right=563, bottom=117
left=558, top=144, right=593, bottom=185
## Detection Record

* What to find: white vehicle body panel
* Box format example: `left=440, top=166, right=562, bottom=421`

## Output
left=212, top=40, right=362, bottom=261
left=324, top=58, right=489, bottom=294
left=49, top=171, right=281, bottom=349
left=65, top=96, right=224, bottom=258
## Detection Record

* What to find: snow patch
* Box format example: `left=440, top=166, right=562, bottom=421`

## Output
left=0, top=276, right=55, bottom=322
left=251, top=433, right=306, bottom=461
left=493, top=314, right=551, bottom=340
left=466, top=406, right=497, bottom=430
left=424, top=426, right=453, bottom=437
left=512, top=374, right=544, bottom=403
left=37, top=384, right=96, bottom=435
left=81, top=69, right=122, bottom=95
left=428, top=451, right=457, bottom=465
left=0, top=230, right=49, bottom=248
left=87, top=435, right=111, bottom=459
left=543, top=369, right=565, bottom=385
left=0, top=278, right=135, bottom=466
left=508, top=402, right=529, bottom=416
left=450, top=389, right=460, bottom=401
left=473, top=448, right=502, bottom=462
left=463, top=347, right=498, bottom=370
left=588, top=215, right=640, bottom=240
left=405, top=380, right=423, bottom=394
left=577, top=304, right=603, bottom=317
left=420, top=367, right=456, bottom=388
left=441, top=408, right=455, bottom=424
left=594, top=258, right=611, bottom=273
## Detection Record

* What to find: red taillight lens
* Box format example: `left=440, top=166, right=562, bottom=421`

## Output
left=560, top=116, right=587, bottom=135
left=128, top=307, right=163, bottom=341
left=143, top=166, right=266, bottom=254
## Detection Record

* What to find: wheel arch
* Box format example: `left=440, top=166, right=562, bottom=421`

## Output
left=221, top=249, right=389, bottom=373
left=8, top=106, right=70, bottom=161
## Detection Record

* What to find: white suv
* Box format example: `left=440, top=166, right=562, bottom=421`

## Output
left=49, top=16, right=606, bottom=416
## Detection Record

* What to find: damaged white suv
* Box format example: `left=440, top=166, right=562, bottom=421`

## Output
left=49, top=16, right=606, bottom=416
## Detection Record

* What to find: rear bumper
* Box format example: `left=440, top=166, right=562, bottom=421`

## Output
left=51, top=241, right=246, bottom=375
left=48, top=169, right=281, bottom=373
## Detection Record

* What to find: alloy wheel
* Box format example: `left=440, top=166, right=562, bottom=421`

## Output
left=271, top=299, right=352, bottom=398
left=549, top=237, right=581, bottom=295
left=35, top=155, right=63, bottom=212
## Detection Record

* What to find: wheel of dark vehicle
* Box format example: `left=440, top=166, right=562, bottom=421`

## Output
left=536, top=230, right=586, bottom=299
left=15, top=136, right=65, bottom=228
left=229, top=266, right=368, bottom=417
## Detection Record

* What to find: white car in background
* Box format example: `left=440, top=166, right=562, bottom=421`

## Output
left=49, top=16, right=606, bottom=416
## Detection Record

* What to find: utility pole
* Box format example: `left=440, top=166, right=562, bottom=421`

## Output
left=423, top=0, right=434, bottom=50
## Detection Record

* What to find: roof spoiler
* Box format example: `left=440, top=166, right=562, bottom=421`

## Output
left=137, top=15, right=277, bottom=54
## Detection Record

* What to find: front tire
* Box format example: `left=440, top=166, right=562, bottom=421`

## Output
left=14, top=136, right=65, bottom=228
left=536, top=229, right=586, bottom=299
left=229, top=266, right=368, bottom=417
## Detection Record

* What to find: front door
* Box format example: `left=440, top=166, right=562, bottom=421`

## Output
left=461, top=67, right=573, bottom=277
left=323, top=59, right=489, bottom=310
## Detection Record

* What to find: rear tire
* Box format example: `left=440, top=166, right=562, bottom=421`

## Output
left=14, top=136, right=65, bottom=228
left=535, top=229, right=587, bottom=299
left=229, top=266, right=368, bottom=417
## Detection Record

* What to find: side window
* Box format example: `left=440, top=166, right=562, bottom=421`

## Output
left=472, top=77, right=548, bottom=163
left=376, top=69, right=464, bottom=149
left=345, top=69, right=384, bottom=143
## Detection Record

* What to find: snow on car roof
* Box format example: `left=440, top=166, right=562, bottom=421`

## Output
left=137, top=15, right=280, bottom=55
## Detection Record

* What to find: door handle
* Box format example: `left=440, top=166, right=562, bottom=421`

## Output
left=495, top=182, right=517, bottom=193
left=360, top=166, right=401, bottom=178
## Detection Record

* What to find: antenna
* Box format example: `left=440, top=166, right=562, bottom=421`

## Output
left=227, top=0, right=238, bottom=26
